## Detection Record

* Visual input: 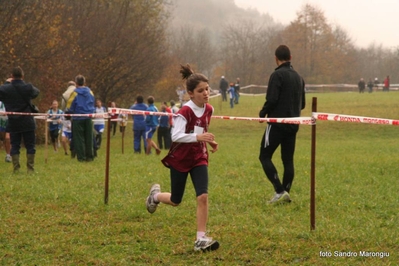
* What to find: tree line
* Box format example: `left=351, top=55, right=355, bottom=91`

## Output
left=168, top=2, right=398, bottom=91
left=0, top=0, right=169, bottom=110
left=1, top=1, right=398, bottom=113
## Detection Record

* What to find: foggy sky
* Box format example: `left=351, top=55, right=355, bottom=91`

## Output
left=235, top=0, right=399, bottom=49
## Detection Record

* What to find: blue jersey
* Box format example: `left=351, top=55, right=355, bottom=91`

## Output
left=130, top=102, right=148, bottom=130
left=47, top=109, right=63, bottom=131
left=145, top=104, right=159, bottom=127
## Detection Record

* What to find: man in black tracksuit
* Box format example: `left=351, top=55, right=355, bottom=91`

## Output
left=259, top=45, right=306, bottom=204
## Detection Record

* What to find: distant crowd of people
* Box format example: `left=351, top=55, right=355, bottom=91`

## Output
left=358, top=76, right=390, bottom=93
left=219, top=76, right=240, bottom=108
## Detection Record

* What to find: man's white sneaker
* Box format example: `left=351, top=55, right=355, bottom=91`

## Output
left=194, top=236, right=219, bottom=252
left=146, top=184, right=160, bottom=214
left=268, top=191, right=291, bottom=204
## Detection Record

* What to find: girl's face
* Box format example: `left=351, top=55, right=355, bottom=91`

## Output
left=52, top=101, right=58, bottom=109
left=188, top=81, right=210, bottom=107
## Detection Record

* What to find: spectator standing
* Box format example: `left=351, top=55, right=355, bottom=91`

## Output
left=129, top=95, right=148, bottom=153
left=61, top=81, right=76, bottom=156
left=0, top=67, right=40, bottom=173
left=227, top=83, right=235, bottom=108
left=383, top=75, right=390, bottom=92
left=374, top=78, right=379, bottom=91
left=234, top=78, right=240, bottom=104
left=66, top=75, right=95, bottom=162
left=0, top=100, right=11, bottom=162
left=169, top=100, right=179, bottom=148
left=170, top=100, right=179, bottom=114
left=176, top=86, right=186, bottom=106
left=367, top=78, right=373, bottom=93
left=146, top=64, right=219, bottom=252
left=258, top=45, right=306, bottom=204
left=358, top=78, right=365, bottom=93
left=119, top=113, right=128, bottom=133
left=47, top=100, right=64, bottom=152
left=109, top=101, right=118, bottom=136
left=157, top=102, right=171, bottom=150
left=61, top=81, right=76, bottom=111
left=163, top=101, right=173, bottom=130
left=145, top=96, right=161, bottom=155
left=219, top=76, right=228, bottom=102
left=61, top=116, right=72, bottom=155
left=94, top=99, right=106, bottom=149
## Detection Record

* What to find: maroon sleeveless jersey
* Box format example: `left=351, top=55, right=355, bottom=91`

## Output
left=161, top=103, right=213, bottom=172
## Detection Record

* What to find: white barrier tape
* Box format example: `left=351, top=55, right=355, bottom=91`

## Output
left=240, top=83, right=399, bottom=90
left=313, top=112, right=399, bottom=125
left=13, top=109, right=398, bottom=126
left=212, top=115, right=314, bottom=124
left=31, top=116, right=129, bottom=123
left=109, top=108, right=314, bottom=125
left=109, top=108, right=174, bottom=117
left=0, top=111, right=110, bottom=118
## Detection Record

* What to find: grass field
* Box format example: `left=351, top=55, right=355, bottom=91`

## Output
left=0, top=92, right=398, bottom=265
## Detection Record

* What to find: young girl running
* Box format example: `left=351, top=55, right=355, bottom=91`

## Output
left=146, top=64, right=219, bottom=252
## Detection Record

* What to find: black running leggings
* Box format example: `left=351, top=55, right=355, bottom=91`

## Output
left=170, top=165, right=208, bottom=204
left=259, top=124, right=297, bottom=194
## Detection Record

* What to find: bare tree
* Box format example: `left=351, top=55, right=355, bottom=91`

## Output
left=221, top=20, right=278, bottom=85
left=170, top=26, right=216, bottom=76
left=280, top=4, right=358, bottom=83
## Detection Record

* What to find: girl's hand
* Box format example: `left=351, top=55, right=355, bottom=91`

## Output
left=208, top=141, right=218, bottom=153
left=196, top=132, right=215, bottom=143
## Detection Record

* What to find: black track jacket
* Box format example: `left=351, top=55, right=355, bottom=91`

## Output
left=259, top=62, right=305, bottom=129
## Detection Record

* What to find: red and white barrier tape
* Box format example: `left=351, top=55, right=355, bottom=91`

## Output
left=5, top=109, right=396, bottom=126
left=0, top=111, right=109, bottom=118
left=110, top=108, right=174, bottom=117
left=313, top=112, right=399, bottom=125
left=109, top=108, right=315, bottom=125
left=212, top=115, right=314, bottom=124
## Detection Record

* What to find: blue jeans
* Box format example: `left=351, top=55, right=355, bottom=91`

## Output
left=234, top=92, right=240, bottom=103
left=133, top=129, right=147, bottom=153
left=10, top=130, right=36, bottom=155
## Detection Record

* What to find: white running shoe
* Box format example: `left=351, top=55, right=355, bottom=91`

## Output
left=5, top=154, right=11, bottom=163
left=268, top=191, right=291, bottom=204
left=146, top=184, right=160, bottom=214
left=194, top=236, right=220, bottom=252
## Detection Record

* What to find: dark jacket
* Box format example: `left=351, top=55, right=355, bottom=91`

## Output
left=259, top=62, right=305, bottom=129
left=0, top=79, right=40, bottom=132
left=234, top=82, right=240, bottom=93
left=219, top=78, right=228, bottom=91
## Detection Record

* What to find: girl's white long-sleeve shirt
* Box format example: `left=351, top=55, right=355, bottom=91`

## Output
left=171, top=100, right=213, bottom=143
